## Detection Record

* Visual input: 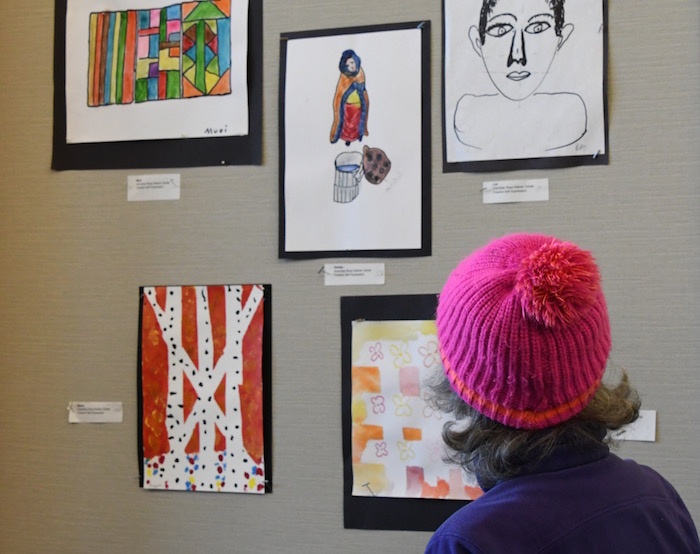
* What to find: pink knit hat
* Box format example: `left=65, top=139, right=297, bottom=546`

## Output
left=436, top=233, right=611, bottom=430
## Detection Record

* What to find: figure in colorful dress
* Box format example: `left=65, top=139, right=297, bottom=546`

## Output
left=330, top=50, right=370, bottom=146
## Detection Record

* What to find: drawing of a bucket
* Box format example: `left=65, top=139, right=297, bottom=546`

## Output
left=334, top=151, right=364, bottom=203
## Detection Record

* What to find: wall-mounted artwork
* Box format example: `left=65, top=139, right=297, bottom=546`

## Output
left=138, top=284, right=271, bottom=494
left=341, top=295, right=480, bottom=531
left=52, top=0, right=262, bottom=169
left=279, top=22, right=431, bottom=258
left=443, top=0, right=608, bottom=172
left=86, top=2, right=232, bottom=106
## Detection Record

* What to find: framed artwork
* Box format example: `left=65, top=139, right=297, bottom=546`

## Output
left=443, top=0, right=609, bottom=172
left=138, top=284, right=271, bottom=494
left=52, top=0, right=262, bottom=170
left=341, top=294, right=481, bottom=531
left=279, top=21, right=431, bottom=258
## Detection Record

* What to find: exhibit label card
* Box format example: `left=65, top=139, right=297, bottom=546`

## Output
left=68, top=402, right=123, bottom=423
left=128, top=174, right=181, bottom=201
left=324, top=264, right=385, bottom=286
left=613, top=409, right=657, bottom=442
left=482, top=179, right=549, bottom=204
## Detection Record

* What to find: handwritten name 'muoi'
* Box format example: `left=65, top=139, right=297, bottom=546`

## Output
left=205, top=126, right=229, bottom=135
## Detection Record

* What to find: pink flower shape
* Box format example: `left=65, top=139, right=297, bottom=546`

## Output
left=369, top=342, right=384, bottom=362
left=371, top=395, right=386, bottom=414
left=375, top=442, right=389, bottom=458
left=419, top=340, right=440, bottom=369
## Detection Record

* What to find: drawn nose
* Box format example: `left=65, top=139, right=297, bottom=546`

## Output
left=507, top=30, right=527, bottom=66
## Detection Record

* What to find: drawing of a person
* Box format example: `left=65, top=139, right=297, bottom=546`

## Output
left=330, top=50, right=370, bottom=146
left=454, top=0, right=587, bottom=155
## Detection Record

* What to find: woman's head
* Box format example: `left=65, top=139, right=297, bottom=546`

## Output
left=432, top=232, right=639, bottom=485
left=436, top=233, right=611, bottom=429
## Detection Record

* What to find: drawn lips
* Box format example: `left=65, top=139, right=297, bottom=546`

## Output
left=507, top=71, right=531, bottom=81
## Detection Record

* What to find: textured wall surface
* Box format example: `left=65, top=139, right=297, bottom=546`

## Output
left=0, top=1, right=698, bottom=552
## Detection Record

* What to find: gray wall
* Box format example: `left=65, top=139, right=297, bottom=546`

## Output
left=1, top=1, right=698, bottom=552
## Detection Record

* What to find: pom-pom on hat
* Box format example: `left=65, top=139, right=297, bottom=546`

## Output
left=436, top=233, right=611, bottom=430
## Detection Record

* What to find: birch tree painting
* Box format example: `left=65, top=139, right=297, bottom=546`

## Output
left=139, top=284, right=269, bottom=493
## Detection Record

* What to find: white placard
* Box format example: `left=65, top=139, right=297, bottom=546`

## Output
left=483, top=179, right=549, bottom=204
left=68, top=402, right=123, bottom=424
left=323, top=263, right=385, bottom=286
left=128, top=174, right=181, bottom=202
left=613, top=409, right=657, bottom=442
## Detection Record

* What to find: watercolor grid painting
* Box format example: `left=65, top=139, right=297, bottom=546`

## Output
left=350, top=319, right=482, bottom=501
left=138, top=284, right=271, bottom=494
left=341, top=294, right=476, bottom=531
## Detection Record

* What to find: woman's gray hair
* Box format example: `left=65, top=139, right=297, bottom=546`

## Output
left=426, top=366, right=641, bottom=490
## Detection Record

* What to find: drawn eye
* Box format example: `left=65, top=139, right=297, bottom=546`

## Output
left=525, top=21, right=551, bottom=34
left=485, top=23, right=513, bottom=37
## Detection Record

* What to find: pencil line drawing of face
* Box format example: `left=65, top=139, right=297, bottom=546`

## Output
left=469, top=0, right=573, bottom=101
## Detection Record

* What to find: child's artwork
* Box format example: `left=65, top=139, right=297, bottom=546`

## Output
left=443, top=0, right=608, bottom=172
left=138, top=284, right=271, bottom=494
left=86, top=2, right=232, bottom=106
left=330, top=49, right=370, bottom=147
left=341, top=295, right=480, bottom=531
left=52, top=0, right=262, bottom=169
left=279, top=22, right=431, bottom=258
left=351, top=320, right=482, bottom=500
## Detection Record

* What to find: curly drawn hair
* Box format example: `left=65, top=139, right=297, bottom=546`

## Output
left=478, top=0, right=567, bottom=45
left=427, top=366, right=641, bottom=490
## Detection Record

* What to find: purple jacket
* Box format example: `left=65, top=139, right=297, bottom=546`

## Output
left=426, top=446, right=700, bottom=553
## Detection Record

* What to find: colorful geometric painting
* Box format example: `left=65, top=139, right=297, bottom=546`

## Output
left=138, top=284, right=270, bottom=494
left=350, top=319, right=482, bottom=501
left=182, top=0, right=231, bottom=97
left=88, top=0, right=231, bottom=106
